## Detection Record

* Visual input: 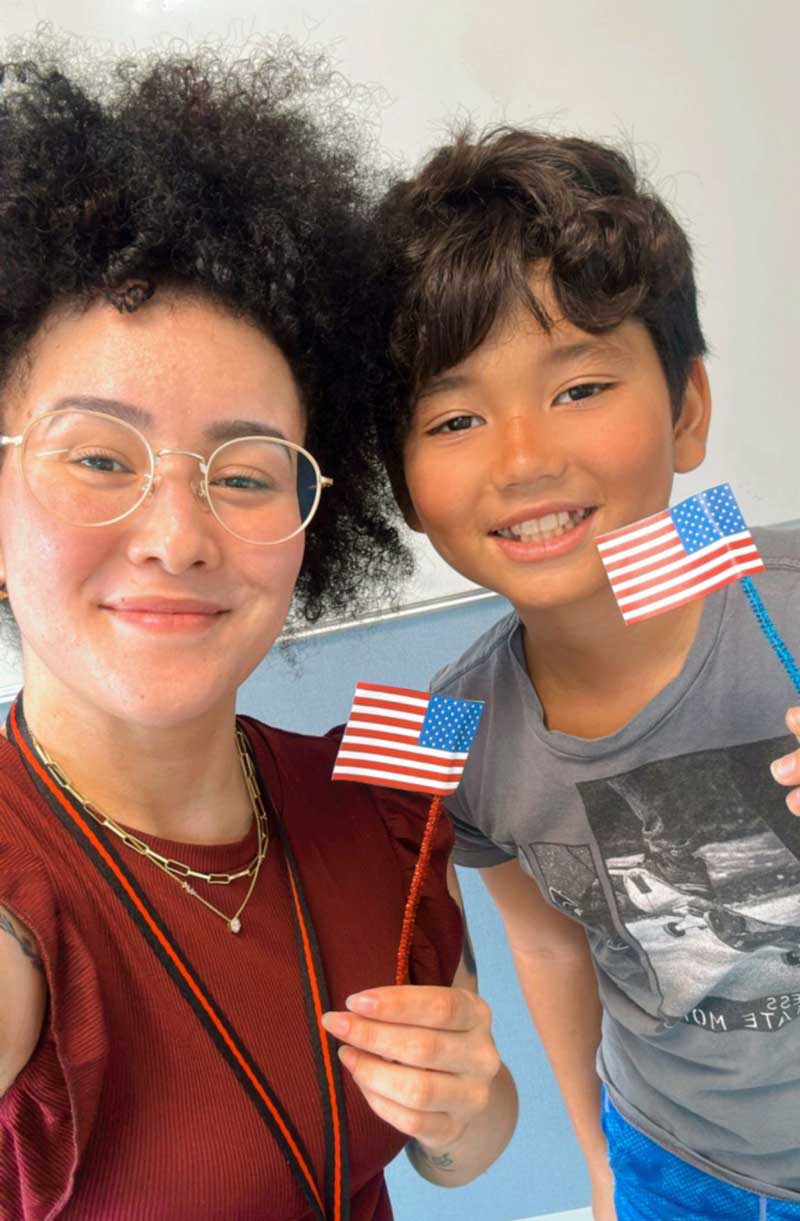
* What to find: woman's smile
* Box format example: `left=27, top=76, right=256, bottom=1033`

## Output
left=100, top=596, right=229, bottom=634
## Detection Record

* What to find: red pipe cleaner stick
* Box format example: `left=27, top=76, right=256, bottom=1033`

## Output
left=331, top=682, right=484, bottom=983
left=395, top=794, right=443, bottom=986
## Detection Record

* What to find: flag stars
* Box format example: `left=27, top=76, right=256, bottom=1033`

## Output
left=420, top=695, right=484, bottom=753
left=672, top=484, right=747, bottom=555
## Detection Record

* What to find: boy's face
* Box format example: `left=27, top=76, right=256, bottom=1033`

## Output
left=402, top=278, right=710, bottom=620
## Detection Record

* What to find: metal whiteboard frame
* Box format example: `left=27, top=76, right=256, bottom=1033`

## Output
left=284, top=585, right=500, bottom=641
left=0, top=586, right=502, bottom=703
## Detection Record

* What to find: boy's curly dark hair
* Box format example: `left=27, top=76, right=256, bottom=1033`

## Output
left=371, top=126, right=708, bottom=506
left=0, top=36, right=411, bottom=624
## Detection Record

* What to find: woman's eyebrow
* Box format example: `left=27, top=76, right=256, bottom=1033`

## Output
left=48, top=399, right=288, bottom=443
left=50, top=395, right=152, bottom=427
left=205, top=419, right=288, bottom=443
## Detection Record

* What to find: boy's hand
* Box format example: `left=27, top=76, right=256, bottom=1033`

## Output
left=321, top=984, right=501, bottom=1153
left=589, top=1160, right=617, bottom=1220
left=771, top=708, right=800, bottom=815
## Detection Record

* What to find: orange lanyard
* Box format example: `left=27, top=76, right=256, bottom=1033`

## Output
left=10, top=700, right=350, bottom=1221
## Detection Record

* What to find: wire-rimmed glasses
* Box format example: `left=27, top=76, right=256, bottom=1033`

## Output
left=0, top=408, right=332, bottom=545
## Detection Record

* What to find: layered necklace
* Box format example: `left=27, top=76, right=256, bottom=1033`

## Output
left=10, top=699, right=350, bottom=1221
left=30, top=724, right=268, bottom=934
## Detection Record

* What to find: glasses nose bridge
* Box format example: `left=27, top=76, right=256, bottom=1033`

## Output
left=148, top=446, right=210, bottom=504
left=153, top=445, right=207, bottom=470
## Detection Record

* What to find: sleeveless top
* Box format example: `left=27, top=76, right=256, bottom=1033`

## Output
left=0, top=713, right=462, bottom=1221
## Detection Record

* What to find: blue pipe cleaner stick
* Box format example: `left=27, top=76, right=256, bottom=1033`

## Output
left=740, top=576, right=800, bottom=699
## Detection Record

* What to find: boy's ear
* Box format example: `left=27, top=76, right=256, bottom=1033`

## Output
left=673, top=358, right=711, bottom=474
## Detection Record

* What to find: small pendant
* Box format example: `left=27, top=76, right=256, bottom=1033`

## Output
left=229, top=917, right=242, bottom=934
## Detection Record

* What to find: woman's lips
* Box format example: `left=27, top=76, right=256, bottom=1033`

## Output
left=102, top=598, right=227, bottom=633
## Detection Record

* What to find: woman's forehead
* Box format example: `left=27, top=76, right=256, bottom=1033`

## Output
left=8, top=295, right=305, bottom=440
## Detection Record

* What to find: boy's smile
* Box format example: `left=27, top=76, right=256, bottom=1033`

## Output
left=402, top=277, right=710, bottom=624
left=490, top=502, right=596, bottom=559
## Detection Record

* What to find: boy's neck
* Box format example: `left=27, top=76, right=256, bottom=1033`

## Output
left=519, top=591, right=706, bottom=739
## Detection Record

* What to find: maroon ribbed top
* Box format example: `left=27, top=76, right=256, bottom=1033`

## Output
left=0, top=717, right=461, bottom=1221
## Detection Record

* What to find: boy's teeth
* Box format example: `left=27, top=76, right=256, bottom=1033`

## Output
left=496, top=508, right=589, bottom=541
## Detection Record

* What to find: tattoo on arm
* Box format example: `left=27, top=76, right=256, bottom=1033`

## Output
left=409, top=1139, right=456, bottom=1172
left=0, top=908, right=43, bottom=973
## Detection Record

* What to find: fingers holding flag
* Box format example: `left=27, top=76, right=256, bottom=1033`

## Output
left=321, top=984, right=503, bottom=1160
left=771, top=707, right=800, bottom=816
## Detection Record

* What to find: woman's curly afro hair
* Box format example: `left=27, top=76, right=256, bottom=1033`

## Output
left=0, top=34, right=411, bottom=623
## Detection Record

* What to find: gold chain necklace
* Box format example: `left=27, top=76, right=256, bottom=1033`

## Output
left=31, top=725, right=269, bottom=935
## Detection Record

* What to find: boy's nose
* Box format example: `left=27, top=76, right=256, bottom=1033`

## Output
left=491, top=415, right=566, bottom=490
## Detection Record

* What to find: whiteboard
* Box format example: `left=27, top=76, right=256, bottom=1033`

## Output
left=0, top=0, right=797, bottom=684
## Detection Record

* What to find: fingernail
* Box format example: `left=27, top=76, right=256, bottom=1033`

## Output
left=338, top=1046, right=357, bottom=1070
left=346, top=992, right=378, bottom=1014
left=321, top=1012, right=350, bottom=1037
left=771, top=756, right=792, bottom=782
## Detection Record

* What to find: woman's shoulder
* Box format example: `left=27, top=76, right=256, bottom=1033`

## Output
left=241, top=716, right=461, bottom=985
left=0, top=733, right=56, bottom=868
left=241, top=715, right=438, bottom=830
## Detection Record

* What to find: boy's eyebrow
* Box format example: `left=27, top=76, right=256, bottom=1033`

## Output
left=417, top=336, right=637, bottom=399
left=543, top=338, right=635, bottom=369
left=416, top=374, right=468, bottom=399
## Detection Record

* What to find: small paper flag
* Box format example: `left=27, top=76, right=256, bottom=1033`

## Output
left=331, top=682, right=484, bottom=794
left=332, top=682, right=484, bottom=985
left=596, top=483, right=765, bottom=624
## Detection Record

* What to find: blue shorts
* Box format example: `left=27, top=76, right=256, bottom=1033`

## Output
left=601, top=1090, right=800, bottom=1220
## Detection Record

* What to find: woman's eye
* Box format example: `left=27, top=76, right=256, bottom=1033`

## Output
left=428, top=414, right=482, bottom=435
left=553, top=382, right=612, bottom=405
left=73, top=451, right=131, bottom=473
left=211, top=471, right=274, bottom=492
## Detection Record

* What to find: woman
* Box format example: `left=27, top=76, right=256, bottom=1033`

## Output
left=0, top=42, right=517, bottom=1220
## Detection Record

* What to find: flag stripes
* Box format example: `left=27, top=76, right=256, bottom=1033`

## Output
left=597, top=485, right=765, bottom=624
left=332, top=682, right=482, bottom=794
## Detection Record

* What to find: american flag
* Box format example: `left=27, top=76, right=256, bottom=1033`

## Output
left=331, top=682, right=484, bottom=794
left=596, top=483, right=765, bottom=625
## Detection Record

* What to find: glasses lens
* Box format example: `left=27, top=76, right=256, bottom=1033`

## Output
left=207, top=438, right=320, bottom=544
left=22, top=411, right=151, bottom=526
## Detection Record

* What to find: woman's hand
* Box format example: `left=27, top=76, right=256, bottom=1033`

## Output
left=771, top=707, right=800, bottom=815
left=322, top=984, right=501, bottom=1155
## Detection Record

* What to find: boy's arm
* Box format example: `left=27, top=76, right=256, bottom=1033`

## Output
left=479, top=858, right=615, bottom=1218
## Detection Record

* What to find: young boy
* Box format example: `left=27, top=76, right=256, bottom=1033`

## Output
left=372, top=128, right=800, bottom=1219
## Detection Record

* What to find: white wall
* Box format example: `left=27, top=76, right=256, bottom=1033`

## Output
left=0, top=0, right=796, bottom=610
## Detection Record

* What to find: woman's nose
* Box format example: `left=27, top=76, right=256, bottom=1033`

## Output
left=124, top=457, right=222, bottom=574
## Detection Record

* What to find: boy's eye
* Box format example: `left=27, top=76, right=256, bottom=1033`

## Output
left=553, top=382, right=613, bottom=405
left=427, top=414, right=483, bottom=435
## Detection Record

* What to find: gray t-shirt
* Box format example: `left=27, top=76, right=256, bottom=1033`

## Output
left=433, top=523, right=800, bottom=1200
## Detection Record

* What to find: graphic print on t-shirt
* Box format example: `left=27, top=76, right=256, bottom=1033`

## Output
left=528, top=734, right=800, bottom=1029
